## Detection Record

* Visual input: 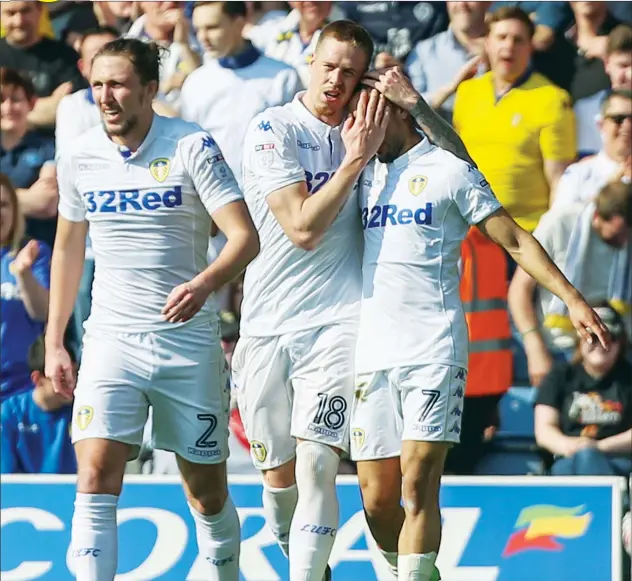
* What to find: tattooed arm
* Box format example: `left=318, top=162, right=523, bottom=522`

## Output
left=362, top=66, right=477, bottom=168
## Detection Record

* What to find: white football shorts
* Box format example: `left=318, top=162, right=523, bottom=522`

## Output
left=350, top=364, right=467, bottom=461
left=72, top=324, right=230, bottom=464
left=231, top=321, right=356, bottom=470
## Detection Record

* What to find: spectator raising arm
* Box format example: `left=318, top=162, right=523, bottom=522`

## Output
left=13, top=239, right=49, bottom=322
left=27, top=82, right=73, bottom=130
left=15, top=163, right=58, bottom=220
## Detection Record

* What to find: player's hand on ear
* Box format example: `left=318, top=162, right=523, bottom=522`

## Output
left=342, top=89, right=390, bottom=164
left=162, top=277, right=210, bottom=323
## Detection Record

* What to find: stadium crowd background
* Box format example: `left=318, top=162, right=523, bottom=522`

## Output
left=1, top=0, right=631, bottom=549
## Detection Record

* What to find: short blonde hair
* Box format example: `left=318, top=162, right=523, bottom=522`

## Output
left=0, top=172, right=25, bottom=256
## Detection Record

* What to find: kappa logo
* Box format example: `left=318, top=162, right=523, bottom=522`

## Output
left=450, top=405, right=462, bottom=417
left=409, top=175, right=428, bottom=196
left=454, top=368, right=466, bottom=380
left=149, top=158, right=170, bottom=183
left=449, top=422, right=461, bottom=435
left=76, top=406, right=93, bottom=431
left=453, top=385, right=464, bottom=398
left=201, top=135, right=216, bottom=151
left=257, top=120, right=272, bottom=132
left=250, top=441, right=267, bottom=463
left=351, top=428, right=365, bottom=450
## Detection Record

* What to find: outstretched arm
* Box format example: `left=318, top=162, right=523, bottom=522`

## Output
left=362, top=66, right=476, bottom=167
left=476, top=207, right=611, bottom=348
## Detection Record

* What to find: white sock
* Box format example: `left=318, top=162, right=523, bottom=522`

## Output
left=189, top=497, right=241, bottom=581
left=71, top=493, right=118, bottom=581
left=262, top=483, right=298, bottom=557
left=289, top=441, right=340, bottom=581
left=398, top=552, right=438, bottom=581
left=380, top=548, right=398, bottom=576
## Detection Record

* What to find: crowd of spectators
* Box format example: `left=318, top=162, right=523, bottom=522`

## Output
left=0, top=0, right=630, bottom=536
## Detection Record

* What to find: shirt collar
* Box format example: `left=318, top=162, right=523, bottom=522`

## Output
left=390, top=136, right=433, bottom=171
left=493, top=66, right=533, bottom=102
left=85, top=86, right=95, bottom=105
left=107, top=114, right=162, bottom=161
left=218, top=40, right=260, bottom=70
left=290, top=92, right=342, bottom=133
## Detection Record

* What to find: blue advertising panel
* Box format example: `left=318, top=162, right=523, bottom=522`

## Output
left=0, top=475, right=624, bottom=581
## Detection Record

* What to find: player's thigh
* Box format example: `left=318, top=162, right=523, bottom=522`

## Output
left=290, top=322, right=357, bottom=453
left=356, top=456, right=402, bottom=517
left=231, top=334, right=295, bottom=471
left=72, top=331, right=150, bottom=463
left=150, top=334, right=230, bottom=467
left=350, top=370, right=402, bottom=462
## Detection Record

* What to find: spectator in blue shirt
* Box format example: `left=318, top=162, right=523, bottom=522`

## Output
left=1, top=172, right=51, bottom=401
left=0, top=67, right=58, bottom=248
left=1, top=335, right=77, bottom=474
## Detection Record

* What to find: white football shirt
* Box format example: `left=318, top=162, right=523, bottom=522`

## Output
left=180, top=54, right=301, bottom=187
left=552, top=151, right=621, bottom=209
left=356, top=138, right=502, bottom=373
left=239, top=92, right=363, bottom=337
left=57, top=114, right=243, bottom=336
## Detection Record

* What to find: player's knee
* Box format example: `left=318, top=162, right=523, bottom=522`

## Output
left=188, top=487, right=229, bottom=516
left=401, top=445, right=447, bottom=515
left=295, top=441, right=340, bottom=489
left=361, top=483, right=400, bottom=524
left=76, top=464, right=124, bottom=496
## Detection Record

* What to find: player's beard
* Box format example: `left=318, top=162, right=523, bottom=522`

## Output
left=103, top=114, right=138, bottom=138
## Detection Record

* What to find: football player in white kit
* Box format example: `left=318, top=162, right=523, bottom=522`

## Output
left=45, top=39, right=259, bottom=581
left=351, top=68, right=612, bottom=581
left=232, top=20, right=387, bottom=581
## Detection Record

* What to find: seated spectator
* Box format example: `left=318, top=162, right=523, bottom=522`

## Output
left=0, top=1, right=86, bottom=130
left=554, top=89, right=632, bottom=208
left=540, top=1, right=621, bottom=102
left=575, top=25, right=632, bottom=158
left=252, top=1, right=334, bottom=87
left=444, top=227, right=512, bottom=475
left=509, top=181, right=631, bottom=386
left=181, top=1, right=301, bottom=184
left=405, top=0, right=488, bottom=123
left=127, top=1, right=202, bottom=105
left=490, top=2, right=574, bottom=52
left=453, top=6, right=576, bottom=234
left=534, top=303, right=631, bottom=478
left=1, top=335, right=77, bottom=474
left=243, top=1, right=289, bottom=44
left=0, top=67, right=58, bottom=249
left=340, top=0, right=448, bottom=66
left=1, top=173, right=51, bottom=401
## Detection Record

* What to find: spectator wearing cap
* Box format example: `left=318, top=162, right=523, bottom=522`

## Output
left=0, top=1, right=86, bottom=130
left=0, top=68, right=57, bottom=249
left=509, top=181, right=631, bottom=386
left=405, top=1, right=489, bottom=124
left=534, top=302, right=632, bottom=478
left=453, top=6, right=576, bottom=234
left=0, top=173, right=51, bottom=402
left=180, top=1, right=300, bottom=186
left=1, top=335, right=76, bottom=474
left=574, top=24, right=632, bottom=158
left=553, top=90, right=632, bottom=209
